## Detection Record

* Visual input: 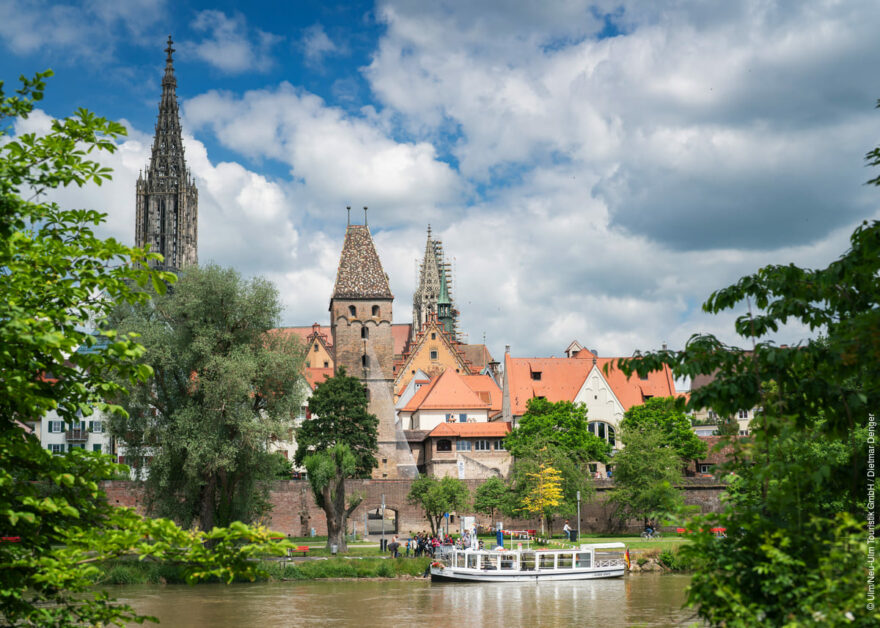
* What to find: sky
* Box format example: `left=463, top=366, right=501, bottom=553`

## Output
left=2, top=0, right=879, bottom=364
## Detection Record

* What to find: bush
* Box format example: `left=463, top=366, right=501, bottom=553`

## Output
left=657, top=548, right=693, bottom=571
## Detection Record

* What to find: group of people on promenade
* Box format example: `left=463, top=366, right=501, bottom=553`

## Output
left=384, top=530, right=484, bottom=558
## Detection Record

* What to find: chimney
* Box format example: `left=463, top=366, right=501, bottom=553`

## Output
left=505, top=344, right=510, bottom=355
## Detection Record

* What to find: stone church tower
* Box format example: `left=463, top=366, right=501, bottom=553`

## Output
left=412, top=226, right=457, bottom=340
left=330, top=212, right=417, bottom=479
left=135, top=36, right=198, bottom=272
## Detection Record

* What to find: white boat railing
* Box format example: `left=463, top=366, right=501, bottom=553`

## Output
left=596, top=559, right=624, bottom=568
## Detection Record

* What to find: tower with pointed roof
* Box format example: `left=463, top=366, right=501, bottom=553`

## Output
left=135, top=35, right=198, bottom=272
left=412, top=226, right=458, bottom=341
left=330, top=211, right=415, bottom=479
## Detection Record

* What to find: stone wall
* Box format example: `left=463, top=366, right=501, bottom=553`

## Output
left=99, top=477, right=725, bottom=537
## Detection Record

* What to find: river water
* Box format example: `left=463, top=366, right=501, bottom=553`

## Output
left=118, top=574, right=697, bottom=627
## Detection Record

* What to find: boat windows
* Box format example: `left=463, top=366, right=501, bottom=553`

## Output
left=482, top=554, right=499, bottom=570
left=500, top=554, right=517, bottom=570
left=576, top=552, right=592, bottom=568
left=467, top=554, right=478, bottom=569
left=557, top=554, right=574, bottom=569
left=539, top=554, right=556, bottom=569
left=520, top=552, right=536, bottom=571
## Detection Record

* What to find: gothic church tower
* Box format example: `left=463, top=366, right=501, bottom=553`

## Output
left=330, top=212, right=416, bottom=479
left=135, top=36, right=198, bottom=272
left=412, top=226, right=457, bottom=340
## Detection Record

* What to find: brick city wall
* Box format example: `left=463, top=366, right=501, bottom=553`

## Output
left=100, top=477, right=725, bottom=536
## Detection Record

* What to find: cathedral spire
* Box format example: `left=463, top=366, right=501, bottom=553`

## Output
left=135, top=36, right=198, bottom=273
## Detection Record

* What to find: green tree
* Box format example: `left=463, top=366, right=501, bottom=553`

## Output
left=621, top=396, right=707, bottom=469
left=473, top=476, right=510, bottom=524
left=618, top=131, right=880, bottom=623
left=505, top=398, right=609, bottom=527
left=407, top=476, right=471, bottom=536
left=0, top=72, right=288, bottom=627
left=607, top=424, right=685, bottom=528
left=295, top=369, right=378, bottom=550
left=521, top=463, right=563, bottom=536
left=110, top=264, right=307, bottom=531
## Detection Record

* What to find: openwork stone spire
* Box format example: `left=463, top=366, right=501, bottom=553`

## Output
left=135, top=35, right=198, bottom=273
left=412, top=225, right=457, bottom=339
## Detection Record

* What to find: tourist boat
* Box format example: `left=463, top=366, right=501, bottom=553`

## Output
left=429, top=542, right=626, bottom=582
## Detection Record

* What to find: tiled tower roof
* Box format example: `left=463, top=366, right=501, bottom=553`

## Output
left=332, top=225, right=393, bottom=299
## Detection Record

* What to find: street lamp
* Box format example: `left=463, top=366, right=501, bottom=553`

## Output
left=380, top=494, right=386, bottom=552
left=576, top=490, right=581, bottom=544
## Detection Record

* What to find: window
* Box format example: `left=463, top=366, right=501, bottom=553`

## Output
left=323, top=361, right=329, bottom=368
left=738, top=410, right=749, bottom=419
left=49, top=444, right=64, bottom=454
left=459, top=413, right=467, bottom=423
left=313, top=344, right=319, bottom=352
left=430, top=350, right=438, bottom=360
left=48, top=420, right=64, bottom=433
left=361, top=327, right=369, bottom=339
left=588, top=421, right=616, bottom=447
left=89, top=421, right=103, bottom=433
left=699, top=464, right=715, bottom=474
left=362, top=354, right=369, bottom=368
left=446, top=413, right=454, bottom=422
left=576, top=552, right=592, bottom=568
left=437, top=439, right=452, bottom=452
left=588, top=463, right=597, bottom=473
left=456, top=440, right=471, bottom=451
left=531, top=371, right=542, bottom=381
left=431, top=332, right=436, bottom=340
left=474, top=439, right=490, bottom=451
left=539, top=554, right=556, bottom=569
left=493, top=440, right=506, bottom=451
left=372, top=305, right=379, bottom=316
left=93, top=444, right=102, bottom=453
left=69, top=443, right=85, bottom=450
left=349, top=305, right=357, bottom=317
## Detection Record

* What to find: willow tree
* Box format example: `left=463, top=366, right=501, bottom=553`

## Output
left=111, top=264, right=306, bottom=530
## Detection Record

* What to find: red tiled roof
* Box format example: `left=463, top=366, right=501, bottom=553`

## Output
left=505, top=353, right=678, bottom=416
left=271, top=323, right=332, bottom=349
left=402, top=368, right=490, bottom=412
left=505, top=356, right=592, bottom=416
left=305, top=367, right=334, bottom=390
left=428, top=422, right=511, bottom=438
left=460, top=344, right=494, bottom=369
left=462, top=374, right=502, bottom=412
left=391, top=323, right=412, bottom=356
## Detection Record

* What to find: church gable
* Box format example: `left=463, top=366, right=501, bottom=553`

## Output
left=393, top=316, right=474, bottom=400
left=574, top=365, right=626, bottom=426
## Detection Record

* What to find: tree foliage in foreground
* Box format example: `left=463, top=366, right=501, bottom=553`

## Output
left=618, top=114, right=880, bottom=623
left=0, top=72, right=289, bottom=627
left=295, top=369, right=378, bottom=551
left=406, top=476, right=471, bottom=536
left=110, top=264, right=307, bottom=531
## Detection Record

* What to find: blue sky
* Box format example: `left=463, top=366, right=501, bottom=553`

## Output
left=2, top=0, right=880, bottom=364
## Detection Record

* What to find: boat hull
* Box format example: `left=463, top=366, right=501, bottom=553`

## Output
left=430, top=567, right=624, bottom=583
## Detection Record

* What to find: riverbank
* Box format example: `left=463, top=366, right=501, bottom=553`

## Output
left=95, top=557, right=434, bottom=585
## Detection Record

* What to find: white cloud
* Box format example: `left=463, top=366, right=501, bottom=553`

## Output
left=0, top=0, right=166, bottom=57
left=185, top=10, right=281, bottom=74
left=183, top=84, right=463, bottom=225
left=301, top=24, right=341, bottom=67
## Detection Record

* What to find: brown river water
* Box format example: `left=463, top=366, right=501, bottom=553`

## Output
left=117, top=574, right=697, bottom=627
